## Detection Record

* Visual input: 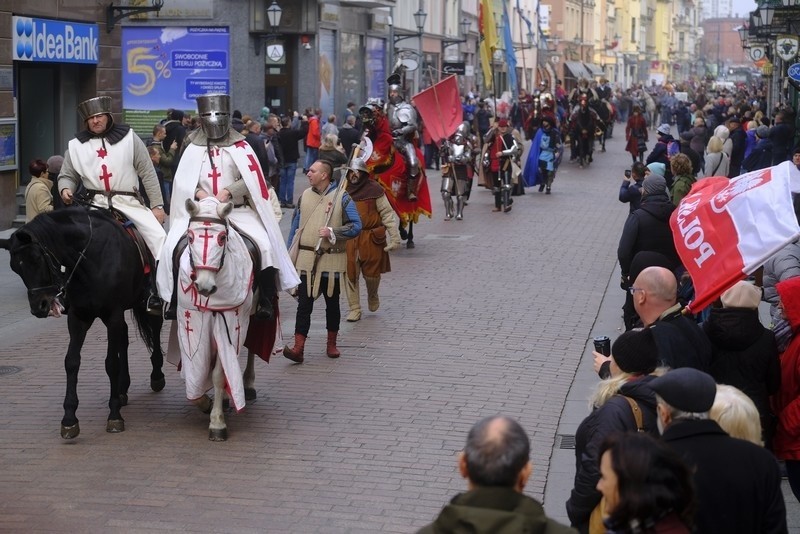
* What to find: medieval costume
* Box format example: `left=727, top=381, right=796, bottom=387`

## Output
left=343, top=159, right=401, bottom=322
left=439, top=122, right=475, bottom=220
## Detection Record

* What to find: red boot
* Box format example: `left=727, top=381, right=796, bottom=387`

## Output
left=283, top=334, right=306, bottom=363
left=326, top=331, right=341, bottom=359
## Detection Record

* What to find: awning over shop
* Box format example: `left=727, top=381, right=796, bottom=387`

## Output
left=584, top=63, right=605, bottom=78
left=564, top=61, right=592, bottom=81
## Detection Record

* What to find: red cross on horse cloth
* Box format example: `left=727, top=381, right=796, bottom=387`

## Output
left=98, top=164, right=113, bottom=191
left=234, top=140, right=269, bottom=199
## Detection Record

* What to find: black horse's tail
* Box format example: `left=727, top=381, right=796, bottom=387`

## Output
left=131, top=306, right=161, bottom=355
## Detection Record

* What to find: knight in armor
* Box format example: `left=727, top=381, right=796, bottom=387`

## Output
left=59, top=96, right=166, bottom=314
left=386, top=72, right=421, bottom=201
left=439, top=122, right=475, bottom=220
left=157, top=94, right=299, bottom=321
left=483, top=119, right=522, bottom=212
left=568, top=78, right=599, bottom=108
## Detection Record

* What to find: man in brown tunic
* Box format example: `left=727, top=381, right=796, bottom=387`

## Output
left=344, top=159, right=401, bottom=322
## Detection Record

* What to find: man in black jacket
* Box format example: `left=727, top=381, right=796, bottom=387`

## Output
left=727, top=116, right=747, bottom=178
left=163, top=109, right=187, bottom=175
left=277, top=115, right=308, bottom=208
left=338, top=115, right=361, bottom=158
left=650, top=368, right=787, bottom=534
left=770, top=111, right=796, bottom=165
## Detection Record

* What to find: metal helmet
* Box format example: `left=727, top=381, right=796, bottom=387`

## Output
left=77, top=96, right=113, bottom=126
left=359, top=98, right=384, bottom=125
left=196, top=93, right=231, bottom=139
left=454, top=121, right=470, bottom=143
left=345, top=157, right=369, bottom=183
left=387, top=73, right=404, bottom=104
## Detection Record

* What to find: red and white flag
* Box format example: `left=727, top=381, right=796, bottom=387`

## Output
left=412, top=75, right=462, bottom=144
left=670, top=161, right=800, bottom=312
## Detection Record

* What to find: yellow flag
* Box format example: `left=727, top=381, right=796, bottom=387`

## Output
left=479, top=0, right=498, bottom=90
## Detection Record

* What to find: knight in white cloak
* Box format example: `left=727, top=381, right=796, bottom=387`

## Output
left=58, top=95, right=166, bottom=313
left=157, top=94, right=299, bottom=319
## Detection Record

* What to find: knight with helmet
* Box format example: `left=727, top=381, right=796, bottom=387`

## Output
left=386, top=69, right=421, bottom=201
left=439, top=122, right=475, bottom=220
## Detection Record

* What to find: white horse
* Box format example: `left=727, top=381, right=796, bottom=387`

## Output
left=177, top=198, right=255, bottom=441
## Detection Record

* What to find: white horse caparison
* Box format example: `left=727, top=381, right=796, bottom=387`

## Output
left=178, top=197, right=256, bottom=441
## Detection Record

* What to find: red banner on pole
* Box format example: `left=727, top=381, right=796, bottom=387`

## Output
left=412, top=75, right=463, bottom=144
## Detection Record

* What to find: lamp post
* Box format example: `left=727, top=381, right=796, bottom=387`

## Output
left=254, top=0, right=282, bottom=56
left=390, top=8, right=427, bottom=94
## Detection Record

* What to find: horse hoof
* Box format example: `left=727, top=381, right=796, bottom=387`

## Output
left=196, top=395, right=213, bottom=414
left=119, top=393, right=128, bottom=407
left=245, top=387, right=257, bottom=401
left=151, top=377, right=166, bottom=392
left=209, top=428, right=228, bottom=441
left=406, top=241, right=415, bottom=249
left=106, top=419, right=125, bottom=433
left=61, top=423, right=80, bottom=439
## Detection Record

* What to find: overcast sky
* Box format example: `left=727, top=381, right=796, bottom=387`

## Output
left=732, top=0, right=756, bottom=18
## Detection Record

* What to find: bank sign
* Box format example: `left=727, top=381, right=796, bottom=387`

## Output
left=12, top=16, right=99, bottom=64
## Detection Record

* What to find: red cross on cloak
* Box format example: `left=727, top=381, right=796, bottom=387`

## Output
left=208, top=166, right=222, bottom=195
left=99, top=164, right=113, bottom=191
left=234, top=141, right=269, bottom=199
left=183, top=309, right=194, bottom=350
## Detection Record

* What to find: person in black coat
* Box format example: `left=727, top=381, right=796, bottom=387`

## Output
left=163, top=109, right=186, bottom=175
left=618, top=161, right=646, bottom=213
left=646, top=124, right=676, bottom=187
left=617, top=174, right=680, bottom=286
left=650, top=368, right=788, bottom=534
left=566, top=328, right=661, bottom=534
left=337, top=115, right=361, bottom=158
left=771, top=111, right=796, bottom=165
left=727, top=116, right=747, bottom=177
left=678, top=131, right=702, bottom=176
left=703, top=281, right=780, bottom=448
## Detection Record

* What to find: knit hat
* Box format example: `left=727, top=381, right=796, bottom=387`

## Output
left=650, top=368, right=717, bottom=413
left=642, top=174, right=667, bottom=196
left=756, top=125, right=770, bottom=139
left=657, top=124, right=671, bottom=136
left=611, top=328, right=658, bottom=375
left=46, top=155, right=64, bottom=175
left=720, top=281, right=762, bottom=309
left=646, top=162, right=666, bottom=177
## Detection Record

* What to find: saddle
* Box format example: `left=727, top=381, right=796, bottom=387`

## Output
left=101, top=206, right=155, bottom=274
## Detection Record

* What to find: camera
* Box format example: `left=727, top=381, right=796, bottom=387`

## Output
left=624, top=169, right=632, bottom=178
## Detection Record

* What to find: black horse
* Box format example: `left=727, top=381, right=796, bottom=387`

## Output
left=0, top=207, right=165, bottom=439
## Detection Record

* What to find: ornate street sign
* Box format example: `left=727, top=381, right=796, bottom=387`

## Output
left=777, top=35, right=799, bottom=62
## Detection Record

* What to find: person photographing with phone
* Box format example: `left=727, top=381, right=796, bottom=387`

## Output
left=618, top=161, right=646, bottom=213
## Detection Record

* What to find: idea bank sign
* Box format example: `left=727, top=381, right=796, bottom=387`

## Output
left=12, top=16, right=99, bottom=64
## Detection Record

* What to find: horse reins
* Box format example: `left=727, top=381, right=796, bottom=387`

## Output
left=25, top=211, right=94, bottom=299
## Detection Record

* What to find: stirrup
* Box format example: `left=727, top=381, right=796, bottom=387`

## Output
left=145, top=295, right=163, bottom=316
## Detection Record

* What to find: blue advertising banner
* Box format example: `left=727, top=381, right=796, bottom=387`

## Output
left=12, top=16, right=99, bottom=64
left=366, top=37, right=386, bottom=100
left=121, top=27, right=229, bottom=132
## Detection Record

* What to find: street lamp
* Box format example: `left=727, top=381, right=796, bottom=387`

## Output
left=107, top=0, right=163, bottom=33
left=442, top=18, right=471, bottom=49
left=394, top=8, right=427, bottom=45
left=254, top=0, right=282, bottom=56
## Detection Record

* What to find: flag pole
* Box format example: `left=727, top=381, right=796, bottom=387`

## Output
left=517, top=6, right=528, bottom=92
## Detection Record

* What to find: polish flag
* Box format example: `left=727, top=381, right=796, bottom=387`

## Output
left=412, top=75, right=463, bottom=144
left=670, top=161, right=800, bottom=312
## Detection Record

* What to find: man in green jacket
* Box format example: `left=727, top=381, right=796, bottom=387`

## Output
left=417, top=416, right=577, bottom=534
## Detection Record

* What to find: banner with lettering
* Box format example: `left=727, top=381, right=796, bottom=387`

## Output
left=670, top=161, right=800, bottom=312
left=121, top=27, right=230, bottom=133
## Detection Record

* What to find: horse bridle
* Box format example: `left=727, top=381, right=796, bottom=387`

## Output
left=187, top=215, right=229, bottom=273
left=22, top=212, right=94, bottom=299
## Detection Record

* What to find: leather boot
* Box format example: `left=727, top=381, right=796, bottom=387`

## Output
left=283, top=333, right=306, bottom=363
left=326, top=331, right=340, bottom=359
left=345, top=275, right=362, bottom=322
left=255, top=267, right=277, bottom=320
left=365, top=276, right=381, bottom=312
left=144, top=266, right=163, bottom=316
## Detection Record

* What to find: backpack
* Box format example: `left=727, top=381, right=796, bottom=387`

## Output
left=666, top=139, right=680, bottom=160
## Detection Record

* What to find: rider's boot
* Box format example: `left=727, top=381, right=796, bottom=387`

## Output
left=283, top=333, right=306, bottom=363
left=254, top=267, right=277, bottom=320
left=144, top=262, right=163, bottom=316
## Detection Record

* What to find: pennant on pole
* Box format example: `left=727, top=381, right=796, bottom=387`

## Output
left=502, top=3, right=518, bottom=95
left=670, top=162, right=800, bottom=313
left=479, top=0, right=498, bottom=91
left=412, top=75, right=463, bottom=144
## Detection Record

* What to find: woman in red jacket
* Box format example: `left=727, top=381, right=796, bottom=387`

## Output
left=625, top=105, right=649, bottom=164
left=773, top=275, right=800, bottom=502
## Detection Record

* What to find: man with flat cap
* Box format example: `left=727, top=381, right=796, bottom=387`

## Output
left=650, top=368, right=787, bottom=534
left=59, top=95, right=166, bottom=313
